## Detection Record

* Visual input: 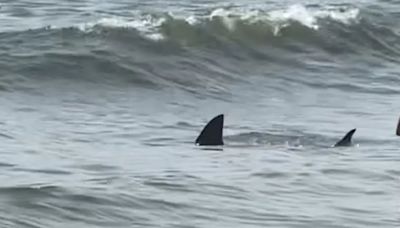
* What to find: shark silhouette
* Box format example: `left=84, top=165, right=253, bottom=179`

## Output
left=195, top=114, right=224, bottom=146
left=195, top=114, right=356, bottom=147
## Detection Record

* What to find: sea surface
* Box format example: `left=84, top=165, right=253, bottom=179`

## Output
left=0, top=0, right=399, bottom=227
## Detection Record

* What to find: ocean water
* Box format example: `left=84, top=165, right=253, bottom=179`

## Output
left=0, top=0, right=399, bottom=227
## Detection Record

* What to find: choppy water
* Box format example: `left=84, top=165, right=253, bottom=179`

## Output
left=0, top=0, right=399, bottom=227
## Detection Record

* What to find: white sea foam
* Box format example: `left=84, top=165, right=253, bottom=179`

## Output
left=207, top=4, right=360, bottom=34
left=73, top=4, right=360, bottom=40
left=209, top=8, right=238, bottom=31
left=78, top=15, right=166, bottom=41
left=268, top=4, right=360, bottom=31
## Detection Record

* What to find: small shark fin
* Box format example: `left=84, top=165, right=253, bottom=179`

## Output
left=396, top=117, right=400, bottom=136
left=334, top=128, right=356, bottom=147
left=195, top=114, right=224, bottom=146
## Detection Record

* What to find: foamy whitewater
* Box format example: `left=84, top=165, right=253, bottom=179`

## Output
left=0, top=0, right=399, bottom=227
left=75, top=4, right=361, bottom=39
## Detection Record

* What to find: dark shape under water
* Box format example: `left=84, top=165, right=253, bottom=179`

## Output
left=333, top=129, right=356, bottom=147
left=195, top=114, right=224, bottom=146
left=396, top=117, right=400, bottom=136
left=196, top=114, right=356, bottom=147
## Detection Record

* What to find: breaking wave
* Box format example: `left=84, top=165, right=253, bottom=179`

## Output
left=1, top=3, right=400, bottom=95
left=76, top=4, right=361, bottom=41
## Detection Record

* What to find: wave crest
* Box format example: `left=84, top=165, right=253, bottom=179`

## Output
left=76, top=4, right=361, bottom=40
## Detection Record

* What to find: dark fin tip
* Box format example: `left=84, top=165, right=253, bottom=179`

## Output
left=396, top=117, right=400, bottom=136
left=195, top=114, right=224, bottom=146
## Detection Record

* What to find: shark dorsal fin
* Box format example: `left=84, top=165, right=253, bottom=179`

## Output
left=396, top=117, right=400, bottom=136
left=195, top=114, right=224, bottom=146
left=334, top=128, right=356, bottom=147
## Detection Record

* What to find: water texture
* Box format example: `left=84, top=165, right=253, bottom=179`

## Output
left=0, top=1, right=399, bottom=227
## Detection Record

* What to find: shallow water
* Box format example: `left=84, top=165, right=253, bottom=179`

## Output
left=0, top=0, right=399, bottom=227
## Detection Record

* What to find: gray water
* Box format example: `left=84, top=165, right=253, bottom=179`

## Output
left=0, top=0, right=399, bottom=227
